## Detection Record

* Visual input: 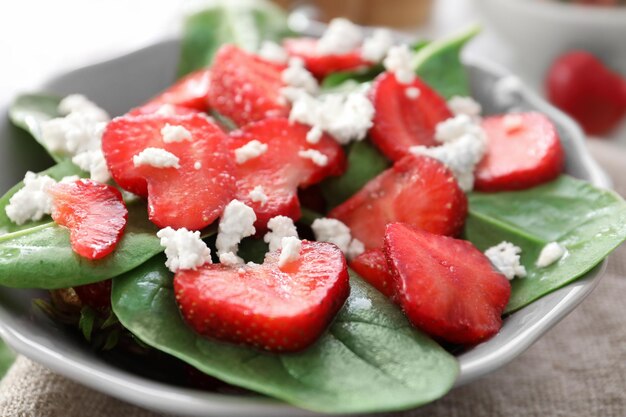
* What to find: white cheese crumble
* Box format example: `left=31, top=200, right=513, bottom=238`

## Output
left=133, top=148, right=180, bottom=169
left=278, top=236, right=302, bottom=268
left=281, top=57, right=319, bottom=97
left=316, top=18, right=363, bottom=55
left=57, top=94, right=110, bottom=122
left=485, top=241, right=527, bottom=280
left=219, top=251, right=241, bottom=266
left=248, top=185, right=268, bottom=206
left=215, top=200, right=257, bottom=263
left=536, top=242, right=566, bottom=268
left=264, top=215, right=299, bottom=252
left=289, top=91, right=374, bottom=145
left=161, top=124, right=192, bottom=143
left=383, top=45, right=415, bottom=85
left=71, top=149, right=111, bottom=183
left=361, top=29, right=394, bottom=62
left=234, top=140, right=268, bottom=164
left=311, top=218, right=364, bottom=259
left=503, top=114, right=524, bottom=133
left=157, top=227, right=212, bottom=273
left=193, top=161, right=202, bottom=170
left=447, top=96, right=482, bottom=119
left=258, top=40, right=288, bottom=64
left=41, top=114, right=107, bottom=156
left=154, top=104, right=177, bottom=116
left=405, top=86, right=421, bottom=100
left=5, top=172, right=57, bottom=225
left=298, top=149, right=328, bottom=167
left=306, top=126, right=323, bottom=144
left=411, top=114, right=487, bottom=191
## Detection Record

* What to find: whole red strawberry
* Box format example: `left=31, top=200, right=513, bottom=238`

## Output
left=546, top=51, right=626, bottom=136
left=385, top=223, right=511, bottom=345
left=174, top=241, right=349, bottom=352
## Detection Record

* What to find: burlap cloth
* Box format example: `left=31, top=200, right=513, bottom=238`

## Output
left=0, top=140, right=624, bottom=417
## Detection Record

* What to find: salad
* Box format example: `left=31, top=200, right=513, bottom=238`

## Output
left=1, top=2, right=625, bottom=413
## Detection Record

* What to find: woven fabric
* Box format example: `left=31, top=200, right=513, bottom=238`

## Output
left=0, top=141, right=624, bottom=417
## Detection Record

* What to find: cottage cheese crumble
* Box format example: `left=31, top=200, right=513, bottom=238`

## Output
left=311, top=218, right=365, bottom=259
left=234, top=140, right=268, bottom=164
left=133, top=148, right=180, bottom=169
left=5, top=172, right=57, bottom=225
left=361, top=29, right=394, bottom=62
left=161, top=124, right=192, bottom=143
left=157, top=227, right=212, bottom=272
left=485, top=241, right=527, bottom=280
left=264, top=216, right=298, bottom=252
left=316, top=18, right=363, bottom=55
left=536, top=242, right=566, bottom=268
left=383, top=45, right=415, bottom=85
left=215, top=200, right=257, bottom=264
left=278, top=236, right=302, bottom=268
left=298, top=149, right=328, bottom=167
left=248, top=185, right=268, bottom=205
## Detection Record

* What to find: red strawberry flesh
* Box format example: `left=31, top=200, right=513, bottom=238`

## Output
left=369, top=72, right=453, bottom=161
left=384, top=223, right=511, bottom=345
left=228, top=118, right=346, bottom=230
left=209, top=45, right=289, bottom=126
left=174, top=241, right=350, bottom=352
left=50, top=179, right=128, bottom=260
left=475, top=112, right=564, bottom=192
left=349, top=248, right=395, bottom=298
left=329, top=154, right=467, bottom=249
left=102, top=113, right=235, bottom=230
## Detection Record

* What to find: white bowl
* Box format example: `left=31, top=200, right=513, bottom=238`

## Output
left=474, top=0, right=626, bottom=84
left=0, top=39, right=611, bottom=416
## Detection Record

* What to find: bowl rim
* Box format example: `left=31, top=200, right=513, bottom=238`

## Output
left=0, top=39, right=612, bottom=416
left=477, top=0, right=626, bottom=20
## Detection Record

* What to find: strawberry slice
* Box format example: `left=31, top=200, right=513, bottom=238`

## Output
left=283, top=38, right=371, bottom=79
left=174, top=241, right=350, bottom=352
left=73, top=280, right=112, bottom=312
left=329, top=155, right=467, bottom=249
left=209, top=45, right=289, bottom=126
left=142, top=68, right=212, bottom=112
left=228, top=118, right=346, bottom=230
left=102, top=113, right=235, bottom=230
left=385, top=223, right=511, bottom=345
left=369, top=72, right=453, bottom=161
left=350, top=248, right=395, bottom=298
left=49, top=179, right=128, bottom=260
left=475, top=112, right=565, bottom=192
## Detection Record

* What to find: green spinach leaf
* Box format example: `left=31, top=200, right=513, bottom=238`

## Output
left=0, top=160, right=85, bottom=235
left=0, top=202, right=162, bottom=289
left=112, top=257, right=458, bottom=413
left=466, top=176, right=626, bottom=313
left=178, top=0, right=290, bottom=77
left=9, top=94, right=65, bottom=162
left=413, top=25, right=480, bottom=99
left=321, top=140, right=390, bottom=208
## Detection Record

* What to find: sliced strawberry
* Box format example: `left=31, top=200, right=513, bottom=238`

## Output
left=475, top=112, right=565, bottom=192
left=283, top=37, right=371, bottom=79
left=329, top=155, right=467, bottom=249
left=369, top=72, right=453, bottom=161
left=102, top=113, right=235, bottom=230
left=174, top=241, right=350, bottom=352
left=127, top=103, right=200, bottom=117
left=385, top=223, right=511, bottom=345
left=49, top=179, right=128, bottom=260
left=142, top=68, right=212, bottom=111
left=350, top=248, right=395, bottom=298
left=228, top=118, right=345, bottom=230
left=73, top=280, right=112, bottom=312
left=209, top=45, right=288, bottom=126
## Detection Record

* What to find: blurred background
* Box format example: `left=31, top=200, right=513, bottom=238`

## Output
left=0, top=0, right=624, bottom=142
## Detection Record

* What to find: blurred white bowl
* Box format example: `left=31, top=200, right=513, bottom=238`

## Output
left=474, top=0, right=626, bottom=85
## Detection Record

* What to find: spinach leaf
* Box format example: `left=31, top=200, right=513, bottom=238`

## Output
left=0, top=338, right=15, bottom=378
left=178, top=0, right=290, bottom=77
left=413, top=25, right=480, bottom=99
left=0, top=160, right=85, bottom=235
left=112, top=258, right=458, bottom=413
left=321, top=140, right=390, bottom=208
left=466, top=176, right=626, bottom=313
left=0, top=202, right=162, bottom=289
left=9, top=94, right=65, bottom=162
